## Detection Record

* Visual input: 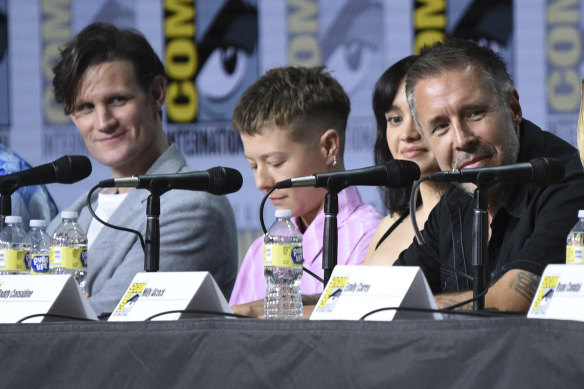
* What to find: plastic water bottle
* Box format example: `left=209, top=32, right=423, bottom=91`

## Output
left=50, top=211, right=88, bottom=295
left=24, top=219, right=51, bottom=275
left=0, top=216, right=29, bottom=274
left=566, top=210, right=584, bottom=264
left=264, top=209, right=303, bottom=319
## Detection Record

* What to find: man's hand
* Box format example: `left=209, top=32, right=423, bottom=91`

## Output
left=435, top=269, right=541, bottom=312
left=303, top=304, right=316, bottom=319
left=301, top=294, right=320, bottom=319
left=231, top=299, right=264, bottom=318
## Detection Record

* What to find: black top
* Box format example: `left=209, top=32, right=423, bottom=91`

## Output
left=375, top=210, right=409, bottom=250
left=395, top=119, right=584, bottom=294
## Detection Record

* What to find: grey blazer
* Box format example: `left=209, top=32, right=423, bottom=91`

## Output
left=49, top=144, right=238, bottom=315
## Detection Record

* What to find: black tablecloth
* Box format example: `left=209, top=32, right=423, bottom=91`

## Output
left=1, top=317, right=583, bottom=388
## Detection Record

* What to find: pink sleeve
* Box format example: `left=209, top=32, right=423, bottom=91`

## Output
left=229, top=236, right=267, bottom=305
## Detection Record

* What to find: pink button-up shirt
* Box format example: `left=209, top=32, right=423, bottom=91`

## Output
left=229, top=186, right=383, bottom=305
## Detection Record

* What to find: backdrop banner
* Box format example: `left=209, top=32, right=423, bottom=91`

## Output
left=3, top=0, right=580, bottom=232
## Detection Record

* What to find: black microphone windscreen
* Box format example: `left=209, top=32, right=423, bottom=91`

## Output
left=54, top=155, right=92, bottom=183
left=531, top=157, right=565, bottom=186
left=207, top=166, right=243, bottom=195
left=386, top=160, right=421, bottom=187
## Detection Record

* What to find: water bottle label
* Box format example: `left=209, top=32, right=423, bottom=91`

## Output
left=264, top=244, right=303, bottom=267
left=0, top=249, right=27, bottom=271
left=30, top=254, right=50, bottom=274
left=566, top=245, right=584, bottom=264
left=50, top=246, right=61, bottom=267
left=50, top=247, right=87, bottom=269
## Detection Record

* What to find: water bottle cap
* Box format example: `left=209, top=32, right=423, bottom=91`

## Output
left=29, top=219, right=46, bottom=228
left=274, top=209, right=292, bottom=218
left=4, top=216, right=21, bottom=224
left=579, top=210, right=584, bottom=219
left=61, top=210, right=78, bottom=220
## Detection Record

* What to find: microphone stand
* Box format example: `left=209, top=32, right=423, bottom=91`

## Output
left=144, top=180, right=171, bottom=273
left=145, top=193, right=160, bottom=272
left=472, top=185, right=489, bottom=310
left=322, top=191, right=339, bottom=286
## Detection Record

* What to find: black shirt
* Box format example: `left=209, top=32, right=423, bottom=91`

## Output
left=395, top=119, right=584, bottom=294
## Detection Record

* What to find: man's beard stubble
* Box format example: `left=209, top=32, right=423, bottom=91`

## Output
left=454, top=120, right=521, bottom=201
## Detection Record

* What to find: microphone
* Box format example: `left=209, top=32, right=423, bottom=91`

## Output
left=0, top=155, right=92, bottom=193
left=275, top=160, right=421, bottom=191
left=426, top=157, right=565, bottom=186
left=99, top=167, right=243, bottom=195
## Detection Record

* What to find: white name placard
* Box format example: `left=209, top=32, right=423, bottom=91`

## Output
left=108, top=271, right=231, bottom=321
left=528, top=264, right=584, bottom=321
left=0, top=274, right=97, bottom=323
left=310, top=265, right=441, bottom=321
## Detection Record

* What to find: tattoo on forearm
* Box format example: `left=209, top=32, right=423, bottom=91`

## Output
left=435, top=293, right=472, bottom=310
left=510, top=271, right=540, bottom=301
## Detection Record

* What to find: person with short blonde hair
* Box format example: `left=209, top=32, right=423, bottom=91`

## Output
left=230, top=66, right=382, bottom=315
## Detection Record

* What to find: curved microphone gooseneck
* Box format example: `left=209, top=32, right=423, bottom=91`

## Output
left=90, top=167, right=243, bottom=272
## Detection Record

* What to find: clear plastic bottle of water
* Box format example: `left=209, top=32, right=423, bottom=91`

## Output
left=24, top=219, right=51, bottom=275
left=0, top=216, right=29, bottom=274
left=566, top=210, right=584, bottom=264
left=264, top=209, right=303, bottom=319
left=50, top=211, right=88, bottom=295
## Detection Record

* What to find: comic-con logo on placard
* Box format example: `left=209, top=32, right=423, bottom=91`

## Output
left=114, top=282, right=147, bottom=316
left=531, top=276, right=560, bottom=315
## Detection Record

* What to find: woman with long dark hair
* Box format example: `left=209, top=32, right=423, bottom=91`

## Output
left=365, top=56, right=447, bottom=265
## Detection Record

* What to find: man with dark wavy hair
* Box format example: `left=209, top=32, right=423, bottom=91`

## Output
left=51, top=22, right=237, bottom=315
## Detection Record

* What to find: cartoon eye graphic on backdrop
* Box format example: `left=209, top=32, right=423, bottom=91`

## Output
left=322, top=0, right=382, bottom=94
left=197, top=45, right=248, bottom=100
left=449, top=0, right=512, bottom=48
left=325, top=39, right=375, bottom=94
left=196, top=1, right=257, bottom=102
